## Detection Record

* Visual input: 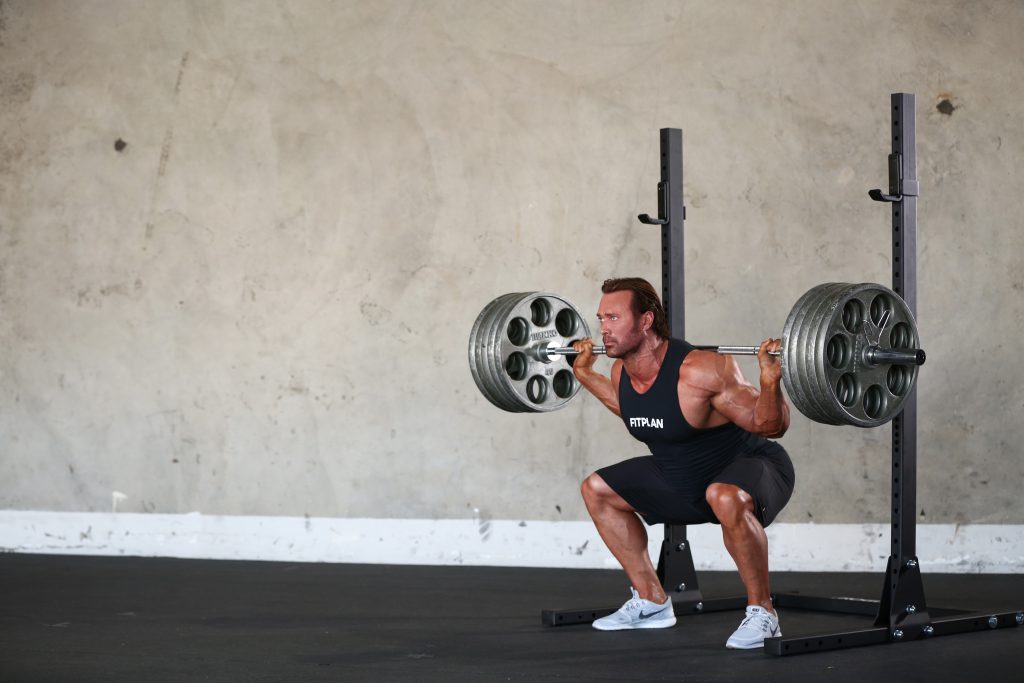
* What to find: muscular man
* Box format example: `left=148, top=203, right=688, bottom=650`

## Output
left=572, top=277, right=795, bottom=649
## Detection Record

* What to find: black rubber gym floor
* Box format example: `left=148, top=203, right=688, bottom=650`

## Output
left=1, top=554, right=1021, bottom=682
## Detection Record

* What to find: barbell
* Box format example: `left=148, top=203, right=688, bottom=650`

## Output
left=467, top=283, right=926, bottom=427
left=544, top=342, right=924, bottom=366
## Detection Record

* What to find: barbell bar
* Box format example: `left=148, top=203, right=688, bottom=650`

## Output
left=543, top=344, right=925, bottom=366
left=543, top=345, right=780, bottom=357
left=468, top=282, right=926, bottom=427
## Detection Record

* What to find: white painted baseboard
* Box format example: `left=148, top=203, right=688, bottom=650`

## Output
left=1, top=511, right=1021, bottom=573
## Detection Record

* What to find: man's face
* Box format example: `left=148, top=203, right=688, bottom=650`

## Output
left=597, top=290, right=649, bottom=358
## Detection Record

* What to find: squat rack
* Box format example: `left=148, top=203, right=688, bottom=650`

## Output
left=541, top=93, right=1023, bottom=655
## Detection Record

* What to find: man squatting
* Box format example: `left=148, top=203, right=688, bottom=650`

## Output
left=572, top=277, right=795, bottom=649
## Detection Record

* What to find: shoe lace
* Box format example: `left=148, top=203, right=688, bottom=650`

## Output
left=740, top=612, right=776, bottom=634
left=623, top=589, right=644, bottom=616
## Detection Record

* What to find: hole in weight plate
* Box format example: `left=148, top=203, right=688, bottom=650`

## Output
left=827, top=334, right=850, bottom=369
left=863, top=385, right=886, bottom=419
left=555, top=308, right=579, bottom=337
left=531, top=298, right=552, bottom=326
left=553, top=370, right=575, bottom=398
left=890, top=322, right=912, bottom=349
left=507, top=317, right=529, bottom=346
left=505, top=353, right=527, bottom=381
left=887, top=365, right=910, bottom=396
left=527, top=376, right=548, bottom=404
left=836, top=373, right=858, bottom=407
left=842, top=299, right=864, bottom=334
left=870, top=294, right=893, bottom=327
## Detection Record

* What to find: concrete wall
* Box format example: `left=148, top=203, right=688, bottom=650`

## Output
left=1, top=0, right=1022, bottom=533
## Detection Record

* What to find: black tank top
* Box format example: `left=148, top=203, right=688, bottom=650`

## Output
left=618, top=338, right=767, bottom=499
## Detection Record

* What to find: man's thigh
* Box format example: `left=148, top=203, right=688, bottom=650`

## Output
left=596, top=456, right=715, bottom=526
left=711, top=444, right=795, bottom=527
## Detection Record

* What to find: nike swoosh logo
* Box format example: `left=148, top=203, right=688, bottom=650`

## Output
left=639, top=606, right=670, bottom=620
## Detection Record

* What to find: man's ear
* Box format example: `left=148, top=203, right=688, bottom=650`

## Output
left=642, top=310, right=654, bottom=332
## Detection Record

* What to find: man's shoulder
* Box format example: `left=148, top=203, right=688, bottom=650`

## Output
left=677, top=344, right=728, bottom=388
left=677, top=342, right=718, bottom=369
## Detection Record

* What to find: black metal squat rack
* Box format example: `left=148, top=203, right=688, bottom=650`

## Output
left=541, top=93, right=1024, bottom=656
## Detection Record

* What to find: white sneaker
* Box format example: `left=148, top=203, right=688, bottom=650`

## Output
left=726, top=605, right=781, bottom=649
left=591, top=588, right=676, bottom=631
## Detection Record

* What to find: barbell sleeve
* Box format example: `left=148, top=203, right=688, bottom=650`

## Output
left=866, top=347, right=926, bottom=366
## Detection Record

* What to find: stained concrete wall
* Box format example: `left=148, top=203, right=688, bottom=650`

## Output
left=1, top=0, right=1022, bottom=525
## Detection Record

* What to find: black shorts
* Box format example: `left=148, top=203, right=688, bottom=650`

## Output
left=596, top=441, right=795, bottom=527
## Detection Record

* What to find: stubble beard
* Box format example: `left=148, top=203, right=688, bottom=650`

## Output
left=604, top=326, right=646, bottom=360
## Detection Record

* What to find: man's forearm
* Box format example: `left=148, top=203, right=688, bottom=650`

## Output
left=753, top=377, right=789, bottom=437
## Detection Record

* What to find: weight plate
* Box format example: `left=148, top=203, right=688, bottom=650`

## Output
left=480, top=293, right=533, bottom=411
left=482, top=293, right=534, bottom=411
left=782, top=283, right=849, bottom=424
left=468, top=291, right=592, bottom=413
left=819, top=284, right=920, bottom=427
left=780, top=284, right=823, bottom=422
left=804, top=283, right=859, bottom=425
left=469, top=293, right=524, bottom=411
left=781, top=283, right=920, bottom=428
left=792, top=283, right=840, bottom=424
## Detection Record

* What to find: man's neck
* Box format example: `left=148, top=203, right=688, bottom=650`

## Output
left=622, top=335, right=668, bottom=383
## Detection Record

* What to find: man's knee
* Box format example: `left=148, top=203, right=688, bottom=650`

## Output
left=705, top=483, right=754, bottom=525
left=582, top=473, right=636, bottom=514
left=581, top=472, right=610, bottom=503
